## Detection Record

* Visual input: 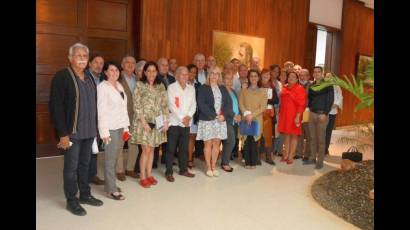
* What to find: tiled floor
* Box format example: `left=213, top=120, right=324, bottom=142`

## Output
left=36, top=128, right=373, bottom=230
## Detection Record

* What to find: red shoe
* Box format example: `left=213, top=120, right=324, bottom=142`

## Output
left=147, top=176, right=158, bottom=185
left=139, top=179, right=151, bottom=188
left=286, top=159, right=294, bottom=165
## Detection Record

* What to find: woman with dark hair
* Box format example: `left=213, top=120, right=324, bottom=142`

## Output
left=239, top=70, right=268, bottom=168
left=270, top=64, right=284, bottom=157
left=97, top=61, right=129, bottom=200
left=277, top=70, right=306, bottom=164
left=186, top=64, right=201, bottom=172
left=259, top=69, right=279, bottom=165
left=129, top=61, right=169, bottom=188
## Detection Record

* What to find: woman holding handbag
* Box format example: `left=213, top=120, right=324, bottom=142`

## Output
left=278, top=70, right=306, bottom=164
left=97, top=61, right=130, bottom=200
left=239, top=70, right=268, bottom=169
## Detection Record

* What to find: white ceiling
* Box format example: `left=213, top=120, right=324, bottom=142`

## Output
left=359, top=0, right=374, bottom=9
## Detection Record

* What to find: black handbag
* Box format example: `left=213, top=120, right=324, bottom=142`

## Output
left=342, top=146, right=363, bottom=162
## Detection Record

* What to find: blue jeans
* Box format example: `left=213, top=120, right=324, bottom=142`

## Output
left=63, top=138, right=94, bottom=201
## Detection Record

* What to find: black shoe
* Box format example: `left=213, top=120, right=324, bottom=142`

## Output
left=153, top=164, right=158, bottom=169
left=265, top=159, right=275, bottom=165
left=294, top=155, right=302, bottom=159
left=302, top=157, right=309, bottom=162
left=315, top=162, right=324, bottom=169
left=67, top=200, right=87, bottom=216
left=278, top=153, right=283, bottom=157
left=79, top=196, right=103, bottom=207
left=303, top=159, right=315, bottom=165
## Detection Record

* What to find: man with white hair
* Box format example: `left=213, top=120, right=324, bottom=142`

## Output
left=116, top=55, right=139, bottom=180
left=49, top=43, right=103, bottom=216
left=194, top=53, right=207, bottom=84
left=296, top=68, right=312, bottom=161
left=165, top=66, right=197, bottom=182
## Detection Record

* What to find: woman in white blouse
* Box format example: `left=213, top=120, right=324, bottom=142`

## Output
left=97, top=61, right=130, bottom=200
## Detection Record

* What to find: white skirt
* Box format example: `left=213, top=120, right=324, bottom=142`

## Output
left=196, top=119, right=227, bottom=141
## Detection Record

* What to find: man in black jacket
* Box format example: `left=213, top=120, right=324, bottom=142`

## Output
left=49, top=43, right=103, bottom=216
left=85, top=53, right=105, bottom=186
left=304, top=66, right=334, bottom=169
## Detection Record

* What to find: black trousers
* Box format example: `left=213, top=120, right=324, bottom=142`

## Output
left=243, top=136, right=258, bottom=166
left=166, top=126, right=189, bottom=175
left=63, top=138, right=93, bottom=201
left=194, top=140, right=204, bottom=157
left=325, top=114, right=337, bottom=153
left=232, top=124, right=239, bottom=157
left=88, top=154, right=98, bottom=182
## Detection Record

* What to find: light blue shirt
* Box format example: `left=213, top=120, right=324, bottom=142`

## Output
left=229, top=91, right=240, bottom=124
left=198, top=69, right=206, bottom=85
left=123, top=73, right=137, bottom=92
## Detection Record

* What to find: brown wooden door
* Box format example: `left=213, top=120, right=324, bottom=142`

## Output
left=36, top=0, right=136, bottom=157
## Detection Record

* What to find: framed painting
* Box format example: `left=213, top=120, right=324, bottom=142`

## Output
left=212, top=30, right=265, bottom=70
left=356, top=54, right=373, bottom=80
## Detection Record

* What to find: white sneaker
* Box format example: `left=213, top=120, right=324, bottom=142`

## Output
left=212, top=170, right=220, bottom=177
left=206, top=170, right=213, bottom=177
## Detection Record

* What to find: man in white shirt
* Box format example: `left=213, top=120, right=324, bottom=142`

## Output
left=325, top=73, right=343, bottom=155
left=194, top=53, right=207, bottom=84
left=165, top=66, right=197, bottom=182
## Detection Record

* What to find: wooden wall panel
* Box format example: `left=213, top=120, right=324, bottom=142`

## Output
left=88, top=0, right=127, bottom=31
left=36, top=0, right=79, bottom=27
left=87, top=37, right=128, bottom=61
left=139, top=0, right=310, bottom=67
left=36, top=0, right=135, bottom=157
left=336, top=0, right=374, bottom=126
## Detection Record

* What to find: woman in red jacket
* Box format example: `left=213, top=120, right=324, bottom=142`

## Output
left=278, top=70, right=306, bottom=164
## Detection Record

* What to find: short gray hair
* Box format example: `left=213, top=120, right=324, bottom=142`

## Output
left=122, top=55, right=136, bottom=64
left=136, top=60, right=146, bottom=70
left=68, top=43, right=89, bottom=56
left=175, top=66, right=188, bottom=76
left=193, top=53, right=205, bottom=61
left=300, top=68, right=309, bottom=75
left=157, top=57, right=168, bottom=65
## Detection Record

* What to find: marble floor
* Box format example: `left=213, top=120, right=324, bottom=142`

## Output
left=36, top=128, right=373, bottom=230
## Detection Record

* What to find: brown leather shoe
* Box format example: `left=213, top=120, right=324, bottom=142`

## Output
left=92, top=176, right=105, bottom=185
left=116, top=172, right=126, bottom=181
left=165, top=174, right=175, bottom=182
left=179, top=171, right=195, bottom=178
left=125, top=170, right=139, bottom=178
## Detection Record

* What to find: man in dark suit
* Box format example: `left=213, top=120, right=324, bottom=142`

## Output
left=84, top=53, right=105, bottom=186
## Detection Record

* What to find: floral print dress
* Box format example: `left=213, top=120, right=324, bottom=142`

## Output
left=130, top=81, right=169, bottom=147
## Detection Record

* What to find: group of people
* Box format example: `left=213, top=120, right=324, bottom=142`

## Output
left=49, top=42, right=343, bottom=216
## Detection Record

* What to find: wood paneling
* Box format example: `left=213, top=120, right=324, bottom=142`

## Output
left=336, top=0, right=374, bottom=126
left=36, top=0, right=135, bottom=157
left=36, top=0, right=79, bottom=27
left=88, top=0, right=127, bottom=31
left=139, top=0, right=310, bottom=67
left=87, top=37, right=127, bottom=61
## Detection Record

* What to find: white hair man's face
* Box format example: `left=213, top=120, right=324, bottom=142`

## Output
left=69, top=48, right=89, bottom=70
left=122, top=57, right=136, bottom=74
left=176, top=68, right=189, bottom=86
left=195, top=56, right=205, bottom=70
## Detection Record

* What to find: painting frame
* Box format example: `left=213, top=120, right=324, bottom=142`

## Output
left=212, top=30, right=265, bottom=70
left=355, top=53, right=372, bottom=80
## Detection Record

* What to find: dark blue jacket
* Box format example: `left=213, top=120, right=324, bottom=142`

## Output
left=197, top=85, right=233, bottom=123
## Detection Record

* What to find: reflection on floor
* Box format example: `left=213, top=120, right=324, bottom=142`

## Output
left=37, top=128, right=372, bottom=230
